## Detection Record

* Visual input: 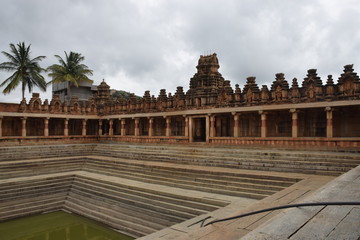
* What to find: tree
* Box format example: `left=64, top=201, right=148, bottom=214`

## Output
left=0, top=42, right=47, bottom=100
left=47, top=51, right=93, bottom=87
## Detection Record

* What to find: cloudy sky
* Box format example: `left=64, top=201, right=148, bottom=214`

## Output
left=0, top=0, right=359, bottom=103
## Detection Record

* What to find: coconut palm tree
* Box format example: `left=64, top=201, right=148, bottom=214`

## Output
left=47, top=51, right=93, bottom=87
left=0, top=42, right=47, bottom=100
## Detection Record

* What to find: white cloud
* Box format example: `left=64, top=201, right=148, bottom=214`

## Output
left=0, top=0, right=359, bottom=103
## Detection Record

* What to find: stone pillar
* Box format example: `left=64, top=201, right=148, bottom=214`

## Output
left=184, top=116, right=189, bottom=137
left=189, top=117, right=193, bottom=142
left=326, top=107, right=333, bottom=138
left=64, top=119, right=68, bottom=136
left=166, top=117, right=171, bottom=137
left=209, top=115, right=215, bottom=137
left=206, top=115, right=210, bottom=143
left=148, top=118, right=154, bottom=137
left=233, top=113, right=239, bottom=137
left=44, top=118, right=49, bottom=137
left=98, top=120, right=103, bottom=136
left=134, top=118, right=140, bottom=136
left=0, top=116, right=2, bottom=137
left=109, top=119, right=113, bottom=136
left=82, top=119, right=87, bottom=136
left=22, top=117, right=27, bottom=137
left=121, top=119, right=126, bottom=136
left=290, top=109, right=298, bottom=138
left=259, top=111, right=267, bottom=138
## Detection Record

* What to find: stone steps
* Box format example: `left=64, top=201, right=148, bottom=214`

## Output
left=100, top=143, right=360, bottom=161
left=0, top=175, right=73, bottom=222
left=0, top=155, right=295, bottom=200
left=0, top=182, right=71, bottom=203
left=71, top=180, right=204, bottom=218
left=0, top=194, right=65, bottom=221
left=98, top=152, right=346, bottom=176
left=0, top=171, right=228, bottom=237
left=1, top=142, right=358, bottom=166
left=86, top=164, right=284, bottom=193
left=63, top=174, right=233, bottom=238
left=86, top=156, right=297, bottom=184
left=0, top=157, right=84, bottom=179
left=0, top=176, right=74, bottom=193
left=129, top=147, right=359, bottom=168
left=84, top=161, right=279, bottom=199
left=75, top=176, right=222, bottom=212
left=69, top=186, right=185, bottom=224
left=93, top=145, right=356, bottom=175
left=1, top=143, right=358, bottom=176
left=67, top=190, right=178, bottom=227
left=0, top=186, right=67, bottom=221
left=95, top=143, right=360, bottom=162
left=71, top=180, right=201, bottom=218
left=66, top=193, right=166, bottom=231
left=1, top=200, right=64, bottom=222
left=63, top=199, right=150, bottom=238
left=77, top=173, right=229, bottom=207
left=0, top=144, right=96, bottom=161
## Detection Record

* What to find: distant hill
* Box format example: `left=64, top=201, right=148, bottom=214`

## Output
left=111, top=90, right=141, bottom=100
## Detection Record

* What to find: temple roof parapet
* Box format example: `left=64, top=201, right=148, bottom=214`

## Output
left=0, top=54, right=359, bottom=116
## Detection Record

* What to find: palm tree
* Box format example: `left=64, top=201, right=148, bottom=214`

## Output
left=47, top=51, right=93, bottom=87
left=0, top=42, right=47, bottom=100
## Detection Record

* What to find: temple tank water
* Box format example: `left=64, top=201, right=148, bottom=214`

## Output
left=0, top=211, right=134, bottom=240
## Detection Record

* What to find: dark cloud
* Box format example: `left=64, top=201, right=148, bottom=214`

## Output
left=0, top=0, right=359, bottom=103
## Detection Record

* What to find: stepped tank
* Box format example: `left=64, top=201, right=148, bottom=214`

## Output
left=1, top=143, right=357, bottom=238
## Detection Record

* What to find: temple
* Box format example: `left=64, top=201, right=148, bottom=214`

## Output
left=0, top=53, right=359, bottom=148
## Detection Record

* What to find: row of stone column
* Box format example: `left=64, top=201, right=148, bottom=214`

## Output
left=208, top=107, right=334, bottom=139
left=102, top=117, right=189, bottom=137
left=0, top=107, right=334, bottom=138
left=0, top=117, right=80, bottom=137
left=289, top=107, right=333, bottom=138
left=259, top=107, right=333, bottom=138
left=6, top=117, right=188, bottom=137
left=0, top=116, right=182, bottom=138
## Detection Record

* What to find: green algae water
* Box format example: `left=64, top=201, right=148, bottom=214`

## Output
left=0, top=211, right=134, bottom=240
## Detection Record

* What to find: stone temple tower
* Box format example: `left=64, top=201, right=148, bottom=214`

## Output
left=186, top=53, right=226, bottom=106
left=95, top=79, right=112, bottom=115
left=95, top=80, right=111, bottom=105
